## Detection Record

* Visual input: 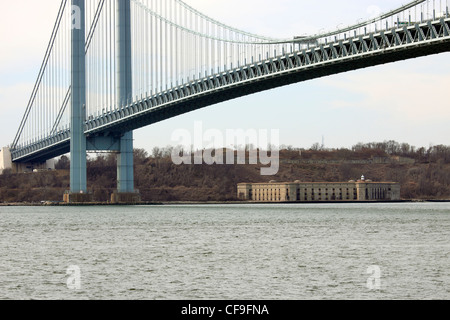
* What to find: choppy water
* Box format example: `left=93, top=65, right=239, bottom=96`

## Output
left=0, top=203, right=449, bottom=300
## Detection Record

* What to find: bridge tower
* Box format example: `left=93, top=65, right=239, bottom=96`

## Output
left=65, top=0, right=90, bottom=203
left=112, top=0, right=140, bottom=203
left=65, top=0, right=140, bottom=203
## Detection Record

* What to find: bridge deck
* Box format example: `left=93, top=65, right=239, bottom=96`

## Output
left=11, top=18, right=450, bottom=163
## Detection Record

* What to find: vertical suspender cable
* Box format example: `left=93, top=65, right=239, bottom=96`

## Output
left=145, top=0, right=149, bottom=94
left=164, top=0, right=167, bottom=87
left=158, top=0, right=161, bottom=90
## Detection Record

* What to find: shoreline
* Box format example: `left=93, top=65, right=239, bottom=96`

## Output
left=1, top=199, right=449, bottom=206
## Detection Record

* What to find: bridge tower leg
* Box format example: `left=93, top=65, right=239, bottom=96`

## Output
left=65, top=0, right=92, bottom=203
left=112, top=0, right=141, bottom=204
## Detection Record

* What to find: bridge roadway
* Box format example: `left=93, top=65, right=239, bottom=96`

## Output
left=11, top=17, right=450, bottom=163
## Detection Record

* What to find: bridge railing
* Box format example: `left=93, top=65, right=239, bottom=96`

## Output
left=291, top=0, right=448, bottom=50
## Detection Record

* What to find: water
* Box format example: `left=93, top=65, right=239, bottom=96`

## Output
left=0, top=203, right=449, bottom=300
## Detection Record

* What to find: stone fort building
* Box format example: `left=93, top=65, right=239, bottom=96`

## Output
left=238, top=176, right=401, bottom=202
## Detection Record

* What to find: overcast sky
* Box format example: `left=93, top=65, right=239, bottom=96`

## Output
left=1, top=0, right=449, bottom=154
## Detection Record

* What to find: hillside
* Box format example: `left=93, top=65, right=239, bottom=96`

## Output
left=0, top=141, right=449, bottom=203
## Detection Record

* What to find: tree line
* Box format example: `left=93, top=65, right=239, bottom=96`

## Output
left=0, top=140, right=448, bottom=203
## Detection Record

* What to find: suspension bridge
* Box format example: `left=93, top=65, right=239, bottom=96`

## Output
left=2, top=0, right=450, bottom=203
